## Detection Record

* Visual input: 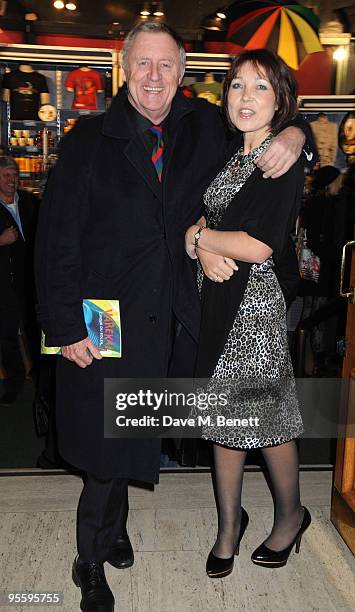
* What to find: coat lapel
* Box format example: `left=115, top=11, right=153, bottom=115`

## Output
left=124, top=135, right=162, bottom=201
left=0, top=201, right=20, bottom=233
left=101, top=88, right=194, bottom=203
left=101, top=89, right=162, bottom=201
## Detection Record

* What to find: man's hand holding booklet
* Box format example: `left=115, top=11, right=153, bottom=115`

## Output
left=41, top=299, right=122, bottom=358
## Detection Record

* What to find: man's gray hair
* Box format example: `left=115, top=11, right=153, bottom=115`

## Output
left=121, top=22, right=186, bottom=73
left=0, top=156, right=18, bottom=171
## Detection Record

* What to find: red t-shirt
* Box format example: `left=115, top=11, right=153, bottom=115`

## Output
left=65, top=68, right=103, bottom=110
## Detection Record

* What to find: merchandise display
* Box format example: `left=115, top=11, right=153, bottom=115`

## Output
left=64, top=67, right=104, bottom=110
left=303, top=109, right=350, bottom=172
left=0, top=52, right=112, bottom=196
left=192, top=73, right=222, bottom=105
left=310, top=113, right=338, bottom=166
left=338, top=111, right=355, bottom=165
left=2, top=65, right=50, bottom=120
left=63, top=117, right=79, bottom=134
left=38, top=104, right=57, bottom=122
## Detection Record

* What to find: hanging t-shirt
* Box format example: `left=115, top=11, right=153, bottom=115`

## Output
left=65, top=68, right=103, bottom=110
left=192, top=81, right=222, bottom=105
left=2, top=69, right=50, bottom=120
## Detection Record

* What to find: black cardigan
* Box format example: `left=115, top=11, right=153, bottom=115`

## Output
left=196, top=159, right=304, bottom=378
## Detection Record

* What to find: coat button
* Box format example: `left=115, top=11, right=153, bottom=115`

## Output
left=149, top=315, right=157, bottom=323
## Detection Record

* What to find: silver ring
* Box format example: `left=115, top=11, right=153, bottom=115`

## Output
left=215, top=275, right=220, bottom=281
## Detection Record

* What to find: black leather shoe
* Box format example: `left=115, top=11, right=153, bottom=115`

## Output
left=251, top=506, right=311, bottom=568
left=72, top=556, right=114, bottom=611
left=106, top=531, right=134, bottom=569
left=206, top=507, right=249, bottom=578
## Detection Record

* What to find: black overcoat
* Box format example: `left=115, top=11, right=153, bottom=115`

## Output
left=34, top=89, right=227, bottom=482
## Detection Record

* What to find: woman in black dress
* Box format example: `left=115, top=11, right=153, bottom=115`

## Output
left=185, top=50, right=311, bottom=577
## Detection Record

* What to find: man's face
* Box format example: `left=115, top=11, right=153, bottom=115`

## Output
left=0, top=167, right=18, bottom=200
left=123, top=31, right=184, bottom=124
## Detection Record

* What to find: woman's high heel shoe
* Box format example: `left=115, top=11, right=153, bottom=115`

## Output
left=251, top=506, right=311, bottom=568
left=206, top=507, right=249, bottom=578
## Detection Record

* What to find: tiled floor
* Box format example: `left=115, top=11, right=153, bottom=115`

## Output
left=0, top=471, right=354, bottom=612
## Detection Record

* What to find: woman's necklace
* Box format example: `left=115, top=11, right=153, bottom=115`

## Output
left=233, top=133, right=273, bottom=171
left=231, top=148, right=249, bottom=173
left=235, top=151, right=248, bottom=168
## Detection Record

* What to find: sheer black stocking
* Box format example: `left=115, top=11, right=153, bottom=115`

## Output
left=211, top=443, right=247, bottom=559
left=261, top=439, right=304, bottom=551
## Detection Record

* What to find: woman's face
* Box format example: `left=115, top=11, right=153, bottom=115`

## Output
left=227, top=61, right=277, bottom=142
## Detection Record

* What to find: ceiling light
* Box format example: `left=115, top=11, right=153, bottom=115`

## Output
left=65, top=2, right=77, bottom=10
left=201, top=14, right=226, bottom=31
left=216, top=12, right=226, bottom=19
left=333, top=47, right=348, bottom=61
left=140, top=10, right=151, bottom=16
left=152, top=1, right=165, bottom=16
left=53, top=0, right=65, bottom=9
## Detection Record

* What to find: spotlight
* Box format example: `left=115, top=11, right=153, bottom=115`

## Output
left=65, top=2, right=77, bottom=10
left=53, top=0, right=65, bottom=9
left=333, top=47, right=348, bottom=61
left=152, top=1, right=164, bottom=16
left=201, top=14, right=225, bottom=31
left=140, top=2, right=151, bottom=16
left=216, top=12, right=226, bottom=19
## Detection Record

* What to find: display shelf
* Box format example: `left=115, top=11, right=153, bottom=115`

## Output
left=9, top=119, right=57, bottom=127
left=19, top=172, right=42, bottom=178
left=59, top=109, right=103, bottom=116
left=8, top=146, right=57, bottom=153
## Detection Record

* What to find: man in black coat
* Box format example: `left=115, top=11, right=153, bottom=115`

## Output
left=0, top=156, right=38, bottom=405
left=35, top=22, right=312, bottom=611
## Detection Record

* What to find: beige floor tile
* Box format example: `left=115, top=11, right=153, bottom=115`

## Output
left=0, top=472, right=353, bottom=612
left=0, top=471, right=332, bottom=514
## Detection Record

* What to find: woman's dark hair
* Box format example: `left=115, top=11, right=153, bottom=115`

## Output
left=222, top=49, right=298, bottom=135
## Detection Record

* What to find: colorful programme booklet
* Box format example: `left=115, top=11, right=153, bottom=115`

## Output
left=41, top=299, right=121, bottom=358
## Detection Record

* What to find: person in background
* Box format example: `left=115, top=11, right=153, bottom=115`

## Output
left=35, top=22, right=314, bottom=612
left=300, top=165, right=346, bottom=375
left=0, top=156, right=38, bottom=405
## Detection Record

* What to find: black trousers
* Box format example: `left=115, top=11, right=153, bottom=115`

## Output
left=77, top=474, right=129, bottom=563
left=76, top=316, right=197, bottom=562
left=0, top=304, right=25, bottom=395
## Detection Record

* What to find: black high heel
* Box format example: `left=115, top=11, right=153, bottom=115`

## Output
left=251, top=506, right=311, bottom=568
left=206, top=507, right=249, bottom=578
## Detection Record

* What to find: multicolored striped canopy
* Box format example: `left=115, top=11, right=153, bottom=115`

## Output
left=226, top=1, right=323, bottom=69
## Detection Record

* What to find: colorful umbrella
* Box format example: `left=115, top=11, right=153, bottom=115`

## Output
left=226, top=1, right=323, bottom=69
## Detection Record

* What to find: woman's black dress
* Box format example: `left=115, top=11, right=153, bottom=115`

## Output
left=195, top=136, right=304, bottom=449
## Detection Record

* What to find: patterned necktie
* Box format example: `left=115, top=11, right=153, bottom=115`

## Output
left=149, top=125, right=164, bottom=182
